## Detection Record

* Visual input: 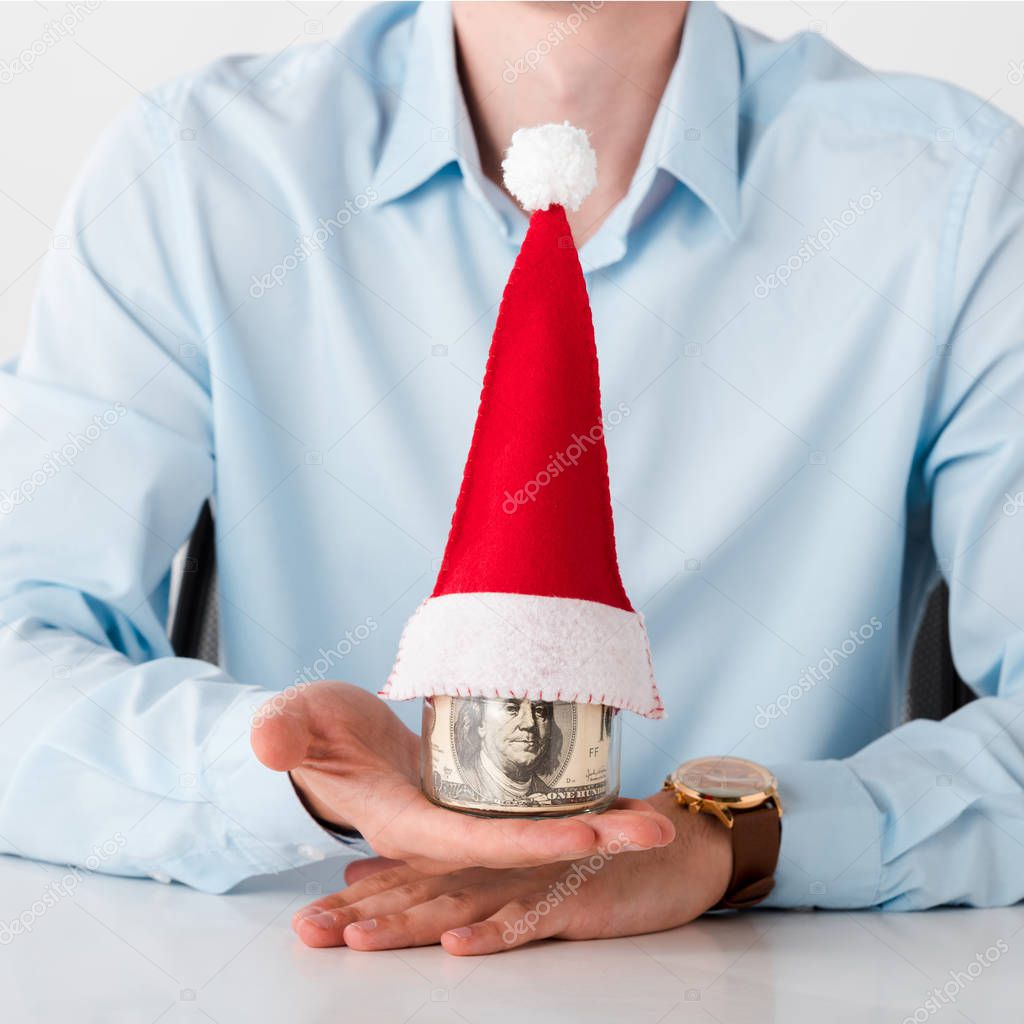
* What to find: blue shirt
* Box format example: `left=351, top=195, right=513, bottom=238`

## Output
left=2, top=1, right=1024, bottom=908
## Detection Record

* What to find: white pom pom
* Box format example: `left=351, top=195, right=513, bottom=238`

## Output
left=502, top=122, right=597, bottom=213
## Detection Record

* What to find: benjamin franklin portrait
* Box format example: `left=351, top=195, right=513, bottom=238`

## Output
left=452, top=697, right=566, bottom=805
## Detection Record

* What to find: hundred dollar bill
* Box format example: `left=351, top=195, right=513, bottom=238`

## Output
left=421, top=695, right=620, bottom=816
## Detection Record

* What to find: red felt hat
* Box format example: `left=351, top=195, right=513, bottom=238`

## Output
left=382, top=124, right=663, bottom=718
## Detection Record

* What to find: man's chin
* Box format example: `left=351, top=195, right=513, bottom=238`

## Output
left=502, top=754, right=541, bottom=773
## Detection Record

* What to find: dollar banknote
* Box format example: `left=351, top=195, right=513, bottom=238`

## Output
left=421, top=695, right=620, bottom=816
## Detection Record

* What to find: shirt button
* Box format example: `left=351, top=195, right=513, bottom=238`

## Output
left=150, top=871, right=172, bottom=884
left=298, top=844, right=325, bottom=861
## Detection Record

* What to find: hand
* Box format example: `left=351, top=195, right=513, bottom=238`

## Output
left=291, top=789, right=732, bottom=953
left=251, top=681, right=675, bottom=873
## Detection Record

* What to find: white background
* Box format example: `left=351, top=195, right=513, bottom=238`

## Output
left=2, top=1, right=1023, bottom=361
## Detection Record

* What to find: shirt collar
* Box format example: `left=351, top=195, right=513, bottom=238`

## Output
left=370, top=2, right=742, bottom=237
left=369, top=2, right=479, bottom=207
left=654, top=2, right=742, bottom=237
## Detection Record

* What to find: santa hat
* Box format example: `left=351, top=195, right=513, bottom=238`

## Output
left=381, top=123, right=663, bottom=719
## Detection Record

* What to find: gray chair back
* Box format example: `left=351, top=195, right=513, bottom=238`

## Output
left=169, top=502, right=219, bottom=663
left=905, top=580, right=975, bottom=720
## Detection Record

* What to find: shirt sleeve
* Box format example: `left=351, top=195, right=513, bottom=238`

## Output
left=765, top=120, right=1024, bottom=911
left=0, top=96, right=366, bottom=893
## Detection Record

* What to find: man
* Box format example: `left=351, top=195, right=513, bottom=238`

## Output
left=454, top=698, right=559, bottom=805
left=1, top=0, right=1023, bottom=955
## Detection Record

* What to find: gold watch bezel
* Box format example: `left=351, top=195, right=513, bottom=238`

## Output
left=663, top=757, right=783, bottom=829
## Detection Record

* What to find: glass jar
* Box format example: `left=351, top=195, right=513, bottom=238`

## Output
left=420, top=695, right=620, bottom=816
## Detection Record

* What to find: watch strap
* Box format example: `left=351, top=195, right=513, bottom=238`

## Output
left=714, top=799, right=781, bottom=910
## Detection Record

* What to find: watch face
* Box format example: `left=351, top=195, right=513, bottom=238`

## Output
left=673, top=757, right=776, bottom=801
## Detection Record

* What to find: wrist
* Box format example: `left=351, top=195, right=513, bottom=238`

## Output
left=290, top=768, right=359, bottom=835
left=648, top=788, right=733, bottom=908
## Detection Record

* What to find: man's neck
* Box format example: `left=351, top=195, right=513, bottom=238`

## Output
left=452, top=1, right=689, bottom=244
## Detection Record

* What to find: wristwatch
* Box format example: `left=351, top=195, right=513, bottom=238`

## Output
left=663, top=756, right=782, bottom=910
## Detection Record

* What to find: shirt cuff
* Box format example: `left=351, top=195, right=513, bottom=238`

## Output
left=762, top=758, right=883, bottom=909
left=202, top=688, right=371, bottom=880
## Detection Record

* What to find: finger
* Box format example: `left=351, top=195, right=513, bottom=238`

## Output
left=578, top=803, right=675, bottom=851
left=367, top=792, right=602, bottom=870
left=294, top=863, right=423, bottom=924
left=617, top=798, right=677, bottom=845
left=295, top=872, right=480, bottom=948
left=373, top=792, right=674, bottom=873
left=602, top=797, right=677, bottom=845
left=344, top=857, right=405, bottom=885
left=342, top=883, right=518, bottom=951
left=297, top=863, right=495, bottom=924
left=440, top=892, right=566, bottom=956
left=250, top=699, right=310, bottom=771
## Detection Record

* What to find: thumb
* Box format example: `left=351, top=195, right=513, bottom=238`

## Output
left=251, top=696, right=312, bottom=771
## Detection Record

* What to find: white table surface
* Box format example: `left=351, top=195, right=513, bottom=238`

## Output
left=1, top=851, right=1021, bottom=1024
